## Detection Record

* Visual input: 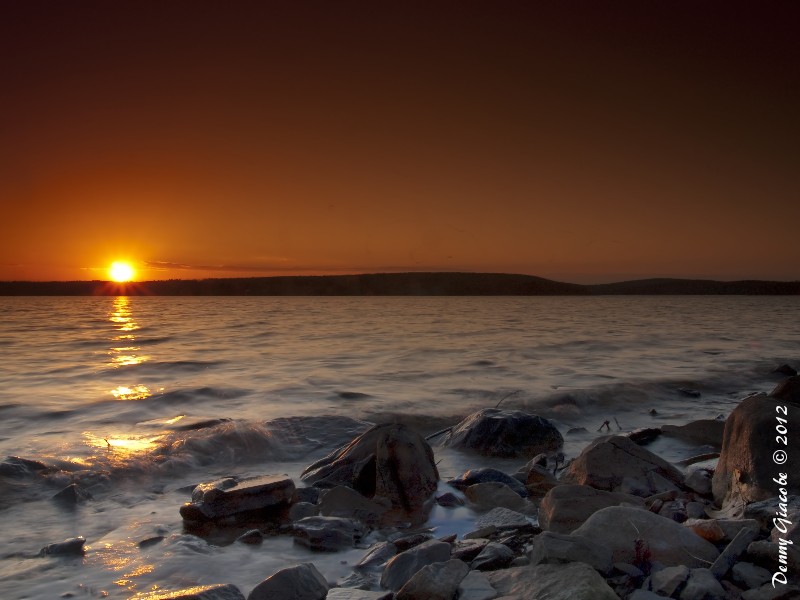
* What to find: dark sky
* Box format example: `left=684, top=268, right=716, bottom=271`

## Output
left=1, top=1, right=798, bottom=282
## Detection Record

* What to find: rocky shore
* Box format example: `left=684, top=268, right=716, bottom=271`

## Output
left=40, top=374, right=800, bottom=599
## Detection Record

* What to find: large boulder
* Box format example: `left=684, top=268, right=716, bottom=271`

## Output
left=484, top=562, right=619, bottom=600
left=247, top=563, right=328, bottom=600
left=563, top=435, right=684, bottom=496
left=538, top=484, right=645, bottom=533
left=441, top=408, right=563, bottom=458
left=179, top=475, right=294, bottom=521
left=712, top=391, right=800, bottom=509
left=572, top=506, right=719, bottom=568
left=380, top=539, right=451, bottom=591
left=301, top=424, right=438, bottom=513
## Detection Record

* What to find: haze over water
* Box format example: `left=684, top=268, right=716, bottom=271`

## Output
left=0, top=296, right=798, bottom=598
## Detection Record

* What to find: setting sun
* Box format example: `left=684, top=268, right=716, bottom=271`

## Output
left=109, top=261, right=135, bottom=282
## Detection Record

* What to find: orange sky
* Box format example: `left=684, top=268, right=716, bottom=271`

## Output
left=1, top=2, right=798, bottom=283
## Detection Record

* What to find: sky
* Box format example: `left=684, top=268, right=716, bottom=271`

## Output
left=1, top=1, right=798, bottom=283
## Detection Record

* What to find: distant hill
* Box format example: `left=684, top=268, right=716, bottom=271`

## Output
left=0, top=273, right=797, bottom=296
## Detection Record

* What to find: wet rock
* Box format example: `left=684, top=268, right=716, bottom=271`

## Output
left=678, top=388, right=702, bottom=398
left=449, top=468, right=528, bottom=497
left=292, top=516, right=366, bottom=551
left=684, top=468, right=713, bottom=496
left=538, top=484, right=646, bottom=533
left=137, top=584, right=245, bottom=599
left=396, top=559, right=469, bottom=600
left=509, top=556, right=529, bottom=567
left=247, top=563, right=328, bottom=600
left=485, top=562, right=619, bottom=600
left=235, top=529, right=263, bottom=545
left=336, top=571, right=376, bottom=590
left=572, top=506, right=719, bottom=568
left=741, top=584, right=800, bottom=599
left=649, top=564, right=690, bottom=597
left=138, top=536, right=165, bottom=548
left=301, top=424, right=439, bottom=513
left=451, top=539, right=489, bottom=562
left=567, top=427, right=588, bottom=435
left=709, top=526, right=759, bottom=578
left=712, top=392, right=800, bottom=509
left=470, top=542, right=513, bottom=571
left=626, top=428, right=661, bottom=445
left=563, top=435, right=685, bottom=497
left=180, top=475, right=294, bottom=521
left=52, top=483, right=92, bottom=505
left=355, top=541, right=397, bottom=570
left=680, top=568, right=725, bottom=600
left=464, top=482, right=527, bottom=512
left=288, top=501, right=317, bottom=521
left=294, top=486, right=321, bottom=505
left=732, top=562, right=772, bottom=589
left=435, top=492, right=464, bottom=508
left=318, top=485, right=387, bottom=526
left=457, top=570, right=497, bottom=600
left=40, top=537, right=86, bottom=556
left=464, top=526, right=497, bottom=540
left=380, top=539, right=451, bottom=591
left=473, top=506, right=531, bottom=531
left=524, top=464, right=560, bottom=495
left=0, top=456, right=50, bottom=478
left=771, top=375, right=800, bottom=403
left=325, top=590, right=392, bottom=600
left=392, top=532, right=434, bottom=552
left=773, top=364, right=797, bottom=377
left=528, top=531, right=613, bottom=575
left=441, top=408, right=563, bottom=458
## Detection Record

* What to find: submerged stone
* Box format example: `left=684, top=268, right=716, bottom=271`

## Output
left=179, top=475, right=294, bottom=521
left=40, top=536, right=86, bottom=556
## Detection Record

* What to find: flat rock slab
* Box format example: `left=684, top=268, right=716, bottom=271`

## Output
left=572, top=506, right=719, bottom=568
left=134, top=584, right=245, bottom=600
left=180, top=475, right=294, bottom=521
left=247, top=563, right=328, bottom=600
left=485, top=562, right=619, bottom=600
left=474, top=507, right=530, bottom=531
left=710, top=526, right=759, bottom=578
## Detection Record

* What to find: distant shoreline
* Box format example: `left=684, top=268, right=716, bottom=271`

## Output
left=1, top=272, right=798, bottom=296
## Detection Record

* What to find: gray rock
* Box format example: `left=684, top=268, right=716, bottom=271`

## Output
left=509, top=556, right=529, bottom=567
left=614, top=562, right=644, bottom=578
left=289, top=501, right=318, bottom=521
left=355, top=541, right=397, bottom=570
left=685, top=468, right=713, bottom=496
left=710, top=526, right=759, bottom=578
left=680, top=568, right=725, bottom=600
left=247, top=563, right=328, bottom=600
left=528, top=531, right=613, bottom=574
left=294, top=486, right=321, bottom=505
left=451, top=539, right=489, bottom=562
left=441, top=408, right=563, bottom=458
left=52, top=483, right=92, bottom=505
left=140, top=584, right=245, bottom=600
left=712, top=392, right=800, bottom=509
left=474, top=507, right=531, bottom=531
left=686, top=502, right=707, bottom=520
left=649, top=564, right=690, bottom=597
left=464, top=482, right=527, bottom=512
left=484, top=562, right=619, bottom=600
left=235, top=529, right=263, bottom=544
left=732, top=562, right=772, bottom=589
left=396, top=559, right=469, bottom=600
left=449, top=468, right=528, bottom=497
left=318, top=486, right=388, bottom=527
left=563, top=435, right=685, bottom=497
left=325, top=590, right=393, bottom=600
left=180, top=475, right=295, bottom=521
left=457, top=570, right=497, bottom=600
left=745, top=541, right=800, bottom=585
left=572, top=506, right=719, bottom=568
left=435, top=492, right=464, bottom=507
left=292, top=516, right=366, bottom=551
left=40, top=536, right=86, bottom=556
left=380, top=539, right=451, bottom=591
left=745, top=496, right=800, bottom=531
left=741, top=583, right=800, bottom=600
left=629, top=591, right=666, bottom=600
left=470, top=542, right=513, bottom=571
left=662, top=420, right=725, bottom=447
left=524, top=464, right=561, bottom=496
left=538, top=484, right=646, bottom=533
left=465, top=526, right=497, bottom=540
left=302, top=424, right=439, bottom=513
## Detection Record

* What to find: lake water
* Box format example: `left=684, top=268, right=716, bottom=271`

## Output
left=0, top=296, right=797, bottom=598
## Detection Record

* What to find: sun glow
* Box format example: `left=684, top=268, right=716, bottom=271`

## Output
left=109, top=261, right=135, bottom=282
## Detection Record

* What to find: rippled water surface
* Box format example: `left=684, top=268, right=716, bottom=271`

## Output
left=0, top=296, right=797, bottom=598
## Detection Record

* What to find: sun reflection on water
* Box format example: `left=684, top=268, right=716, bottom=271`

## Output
left=110, top=385, right=152, bottom=400
left=84, top=432, right=162, bottom=466
left=108, top=297, right=149, bottom=368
